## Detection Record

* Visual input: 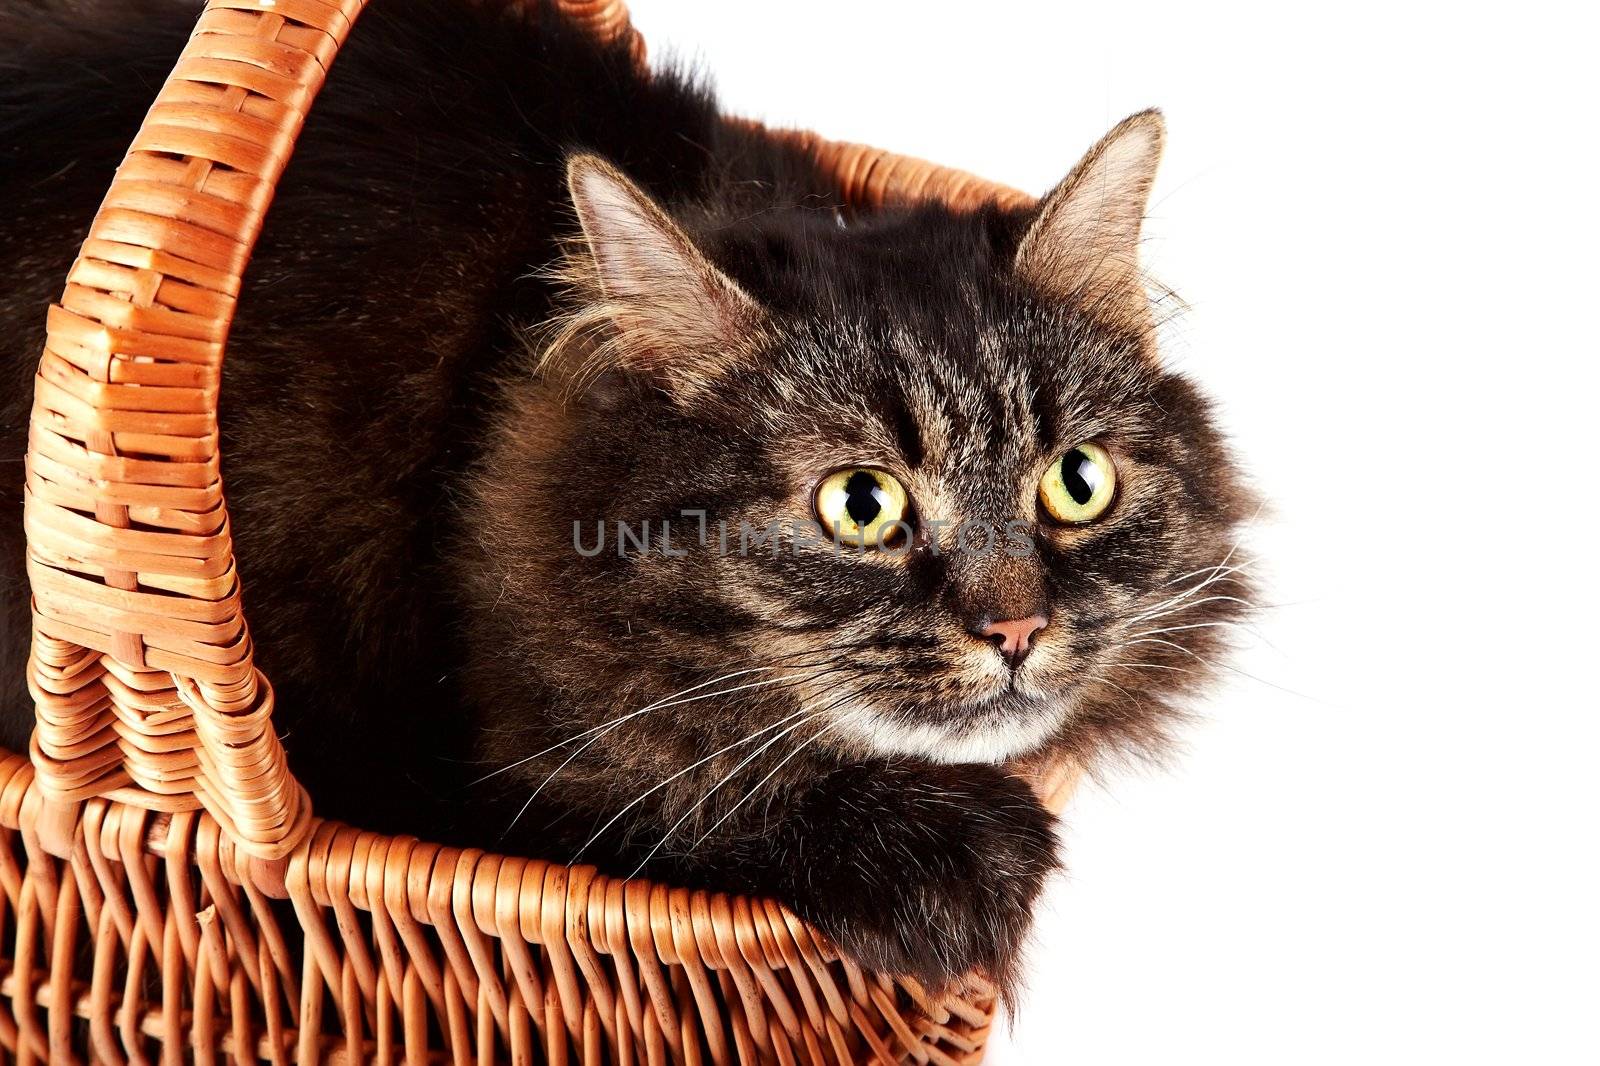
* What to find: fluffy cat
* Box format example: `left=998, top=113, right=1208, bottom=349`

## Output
left=0, top=0, right=1255, bottom=988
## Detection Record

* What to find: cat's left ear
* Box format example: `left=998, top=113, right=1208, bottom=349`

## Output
left=1013, top=109, right=1165, bottom=322
left=566, top=154, right=764, bottom=401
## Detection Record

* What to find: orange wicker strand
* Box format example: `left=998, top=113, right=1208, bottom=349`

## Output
left=3, top=0, right=1074, bottom=1061
left=736, top=122, right=1033, bottom=213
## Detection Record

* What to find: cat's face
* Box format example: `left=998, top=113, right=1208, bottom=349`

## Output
left=698, top=302, right=1246, bottom=763
left=549, top=295, right=1248, bottom=766
left=481, top=111, right=1253, bottom=770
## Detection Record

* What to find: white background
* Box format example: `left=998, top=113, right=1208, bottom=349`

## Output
left=624, top=3, right=1598, bottom=1062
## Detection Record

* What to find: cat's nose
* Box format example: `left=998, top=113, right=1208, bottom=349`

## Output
left=972, top=615, right=1048, bottom=669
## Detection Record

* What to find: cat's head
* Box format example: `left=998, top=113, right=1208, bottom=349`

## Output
left=473, top=111, right=1255, bottom=769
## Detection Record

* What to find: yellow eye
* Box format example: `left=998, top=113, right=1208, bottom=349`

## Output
left=1039, top=442, right=1117, bottom=524
left=814, top=468, right=910, bottom=547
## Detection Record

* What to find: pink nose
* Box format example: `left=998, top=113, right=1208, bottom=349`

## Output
left=975, top=615, right=1048, bottom=669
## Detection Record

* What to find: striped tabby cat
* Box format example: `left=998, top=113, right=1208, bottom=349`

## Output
left=0, top=0, right=1255, bottom=987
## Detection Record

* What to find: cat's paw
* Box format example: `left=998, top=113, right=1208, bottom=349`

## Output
left=777, top=762, right=1060, bottom=991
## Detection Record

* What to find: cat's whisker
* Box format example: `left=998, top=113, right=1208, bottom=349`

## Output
left=496, top=651, right=894, bottom=841
left=1114, top=636, right=1208, bottom=662
left=529, top=664, right=858, bottom=788
left=766, top=637, right=911, bottom=659
left=1112, top=639, right=1320, bottom=703
left=568, top=702, right=836, bottom=863
left=626, top=682, right=884, bottom=875
left=467, top=669, right=768, bottom=784
left=496, top=671, right=833, bottom=836
left=1103, top=660, right=1194, bottom=673
left=626, top=712, right=823, bottom=876
left=1128, top=576, right=1234, bottom=625
left=497, top=659, right=884, bottom=838
left=1141, top=508, right=1262, bottom=606
left=1127, top=565, right=1250, bottom=626
left=473, top=666, right=815, bottom=786
left=685, top=707, right=871, bottom=854
left=1160, top=561, right=1253, bottom=588
left=760, top=636, right=936, bottom=668
left=1127, top=619, right=1259, bottom=637
left=1084, top=673, right=1147, bottom=708
left=1126, top=593, right=1258, bottom=627
left=1126, top=618, right=1280, bottom=653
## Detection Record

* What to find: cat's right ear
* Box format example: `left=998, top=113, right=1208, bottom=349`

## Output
left=564, top=154, right=765, bottom=401
left=1012, top=109, right=1165, bottom=325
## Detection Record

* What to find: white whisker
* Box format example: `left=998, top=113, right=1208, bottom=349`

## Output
left=1128, top=594, right=1258, bottom=626
left=1104, top=661, right=1192, bottom=673
left=1114, top=640, right=1322, bottom=703
left=1127, top=566, right=1247, bottom=626
left=499, top=666, right=869, bottom=837
left=1161, top=561, right=1252, bottom=587
left=570, top=704, right=823, bottom=862
left=630, top=682, right=884, bottom=873
left=1138, top=508, right=1261, bottom=616
left=626, top=708, right=828, bottom=877
left=687, top=709, right=867, bottom=852
left=1114, top=636, right=1209, bottom=662
left=1127, top=618, right=1281, bottom=654
left=475, top=666, right=828, bottom=786
left=1127, top=620, right=1254, bottom=640
left=1083, top=673, right=1146, bottom=706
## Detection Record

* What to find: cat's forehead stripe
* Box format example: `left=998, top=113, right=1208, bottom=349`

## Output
left=877, top=332, right=1053, bottom=475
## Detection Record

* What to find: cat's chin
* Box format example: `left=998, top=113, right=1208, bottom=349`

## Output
left=834, top=691, right=1069, bottom=765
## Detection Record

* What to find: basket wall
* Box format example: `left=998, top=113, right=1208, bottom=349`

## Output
left=0, top=750, right=1076, bottom=1064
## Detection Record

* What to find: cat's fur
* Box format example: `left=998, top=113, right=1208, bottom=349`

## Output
left=0, top=0, right=1255, bottom=988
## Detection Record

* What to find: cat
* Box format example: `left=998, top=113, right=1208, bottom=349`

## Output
left=0, top=0, right=1255, bottom=990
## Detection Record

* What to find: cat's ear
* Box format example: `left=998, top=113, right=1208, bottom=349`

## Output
left=565, top=154, right=764, bottom=399
left=1013, top=109, right=1165, bottom=321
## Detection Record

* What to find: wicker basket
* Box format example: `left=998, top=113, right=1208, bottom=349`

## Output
left=3, top=1, right=1079, bottom=1061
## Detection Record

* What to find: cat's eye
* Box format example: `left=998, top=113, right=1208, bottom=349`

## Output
left=1039, top=442, right=1117, bottom=524
left=814, top=468, right=910, bottom=547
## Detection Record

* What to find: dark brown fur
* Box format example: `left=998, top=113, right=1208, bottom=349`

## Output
left=0, top=0, right=1255, bottom=989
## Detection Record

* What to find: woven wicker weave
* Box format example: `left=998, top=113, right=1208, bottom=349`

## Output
left=3, top=1, right=1074, bottom=1061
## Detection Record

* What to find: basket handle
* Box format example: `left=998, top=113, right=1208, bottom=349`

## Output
left=21, top=0, right=1025, bottom=860
left=23, top=0, right=397, bottom=858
